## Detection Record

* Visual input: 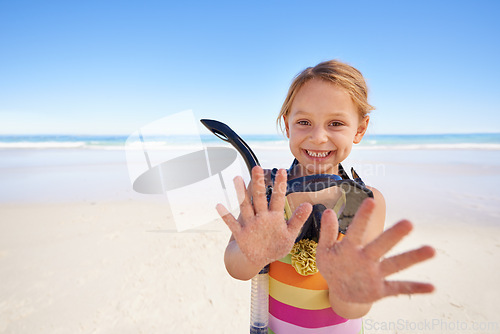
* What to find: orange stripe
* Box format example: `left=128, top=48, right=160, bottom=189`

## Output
left=269, top=261, right=329, bottom=290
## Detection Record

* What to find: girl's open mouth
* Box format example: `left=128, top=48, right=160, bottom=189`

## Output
left=305, top=149, right=332, bottom=158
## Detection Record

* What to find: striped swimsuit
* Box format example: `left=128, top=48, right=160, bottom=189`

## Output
left=268, top=254, right=363, bottom=333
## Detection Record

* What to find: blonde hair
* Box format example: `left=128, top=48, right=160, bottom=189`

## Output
left=277, top=60, right=375, bottom=132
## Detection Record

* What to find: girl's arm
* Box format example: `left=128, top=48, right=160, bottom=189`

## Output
left=224, top=235, right=265, bottom=281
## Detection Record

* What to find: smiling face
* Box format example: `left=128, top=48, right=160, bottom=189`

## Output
left=284, top=78, right=369, bottom=176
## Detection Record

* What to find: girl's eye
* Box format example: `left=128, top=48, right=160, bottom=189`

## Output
left=329, top=121, right=343, bottom=127
left=297, top=120, right=310, bottom=125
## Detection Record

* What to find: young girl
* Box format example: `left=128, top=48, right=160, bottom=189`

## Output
left=216, top=60, right=435, bottom=333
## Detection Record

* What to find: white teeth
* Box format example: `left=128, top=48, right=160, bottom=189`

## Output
left=306, top=150, right=330, bottom=158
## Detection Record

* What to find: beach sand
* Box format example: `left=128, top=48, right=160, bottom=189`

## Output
left=1, top=147, right=499, bottom=333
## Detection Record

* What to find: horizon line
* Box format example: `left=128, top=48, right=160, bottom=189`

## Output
left=1, top=132, right=500, bottom=137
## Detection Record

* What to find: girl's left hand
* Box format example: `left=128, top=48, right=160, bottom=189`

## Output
left=316, top=198, right=435, bottom=304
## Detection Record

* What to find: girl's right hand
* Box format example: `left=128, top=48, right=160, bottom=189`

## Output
left=217, top=166, right=312, bottom=269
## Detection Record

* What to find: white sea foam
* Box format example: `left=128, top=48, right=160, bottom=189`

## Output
left=1, top=134, right=500, bottom=151
left=356, top=143, right=500, bottom=150
left=2, top=141, right=500, bottom=151
left=0, top=141, right=87, bottom=149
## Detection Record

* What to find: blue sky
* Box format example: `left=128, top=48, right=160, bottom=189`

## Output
left=1, top=0, right=499, bottom=135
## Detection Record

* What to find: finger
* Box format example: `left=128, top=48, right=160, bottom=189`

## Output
left=216, top=203, right=242, bottom=236
left=318, top=209, right=340, bottom=250
left=234, top=176, right=254, bottom=218
left=364, top=220, right=413, bottom=260
left=380, top=245, right=436, bottom=276
left=251, top=166, right=268, bottom=212
left=287, top=202, right=312, bottom=237
left=384, top=280, right=435, bottom=297
left=268, top=169, right=287, bottom=212
left=344, top=198, right=375, bottom=245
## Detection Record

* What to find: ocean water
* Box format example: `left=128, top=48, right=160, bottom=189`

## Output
left=1, top=133, right=500, bottom=150
left=1, top=133, right=499, bottom=226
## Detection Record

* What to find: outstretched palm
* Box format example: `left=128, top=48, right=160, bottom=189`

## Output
left=316, top=199, right=435, bottom=303
left=217, top=167, right=312, bottom=268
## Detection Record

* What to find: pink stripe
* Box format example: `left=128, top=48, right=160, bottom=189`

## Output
left=269, top=314, right=363, bottom=334
left=269, top=296, right=347, bottom=328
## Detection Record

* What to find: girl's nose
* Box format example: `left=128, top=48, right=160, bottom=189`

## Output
left=310, top=126, right=328, bottom=144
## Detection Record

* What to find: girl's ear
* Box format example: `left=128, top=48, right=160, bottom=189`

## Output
left=353, top=116, right=369, bottom=144
left=284, top=116, right=290, bottom=138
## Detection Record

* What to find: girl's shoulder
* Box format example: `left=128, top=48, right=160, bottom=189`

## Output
left=364, top=185, right=386, bottom=244
left=366, top=185, right=385, bottom=204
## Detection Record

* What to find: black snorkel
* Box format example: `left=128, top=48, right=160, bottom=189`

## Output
left=201, top=119, right=269, bottom=334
